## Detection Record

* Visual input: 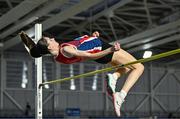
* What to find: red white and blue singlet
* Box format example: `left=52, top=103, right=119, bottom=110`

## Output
left=55, top=35, right=113, bottom=64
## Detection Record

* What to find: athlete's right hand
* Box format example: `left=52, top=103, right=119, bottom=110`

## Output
left=112, top=42, right=121, bottom=51
left=92, top=31, right=99, bottom=37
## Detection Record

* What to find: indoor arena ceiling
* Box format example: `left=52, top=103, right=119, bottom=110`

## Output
left=0, top=0, right=180, bottom=64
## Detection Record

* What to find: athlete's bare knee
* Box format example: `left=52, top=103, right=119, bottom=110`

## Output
left=136, top=63, right=144, bottom=73
left=132, top=63, right=144, bottom=73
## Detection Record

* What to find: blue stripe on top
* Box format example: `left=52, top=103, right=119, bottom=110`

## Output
left=77, top=38, right=102, bottom=51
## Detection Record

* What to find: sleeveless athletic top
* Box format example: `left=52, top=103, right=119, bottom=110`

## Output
left=55, top=35, right=103, bottom=64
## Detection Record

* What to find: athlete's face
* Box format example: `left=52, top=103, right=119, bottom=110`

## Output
left=44, top=37, right=59, bottom=56
left=44, top=37, right=56, bottom=46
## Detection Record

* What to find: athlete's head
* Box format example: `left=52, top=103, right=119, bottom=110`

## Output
left=30, top=36, right=59, bottom=58
left=30, top=37, right=50, bottom=58
left=39, top=36, right=59, bottom=56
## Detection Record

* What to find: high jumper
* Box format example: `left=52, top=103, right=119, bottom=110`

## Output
left=19, top=31, right=144, bottom=117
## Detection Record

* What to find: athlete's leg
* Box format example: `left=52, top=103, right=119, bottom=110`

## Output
left=111, top=49, right=144, bottom=93
left=109, top=49, right=144, bottom=116
left=106, top=62, right=131, bottom=96
left=111, top=62, right=131, bottom=78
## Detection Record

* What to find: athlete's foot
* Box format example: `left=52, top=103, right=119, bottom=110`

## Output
left=19, top=31, right=36, bottom=50
left=105, top=73, right=116, bottom=96
left=112, top=92, right=124, bottom=117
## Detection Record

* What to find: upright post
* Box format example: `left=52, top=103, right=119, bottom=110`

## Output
left=35, top=24, right=43, bottom=119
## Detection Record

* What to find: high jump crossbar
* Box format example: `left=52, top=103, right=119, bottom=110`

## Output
left=40, top=48, right=180, bottom=87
